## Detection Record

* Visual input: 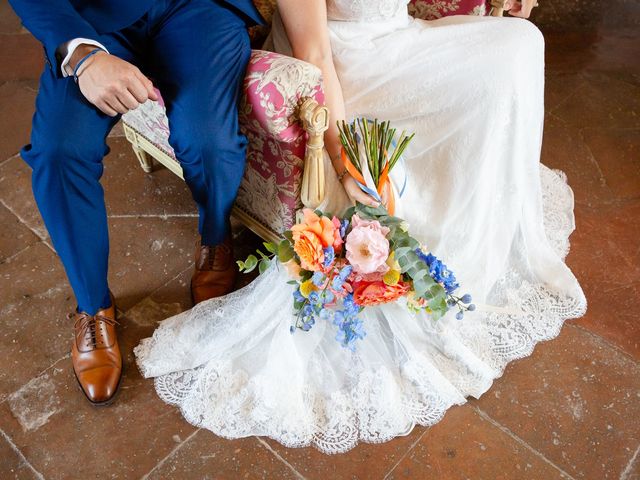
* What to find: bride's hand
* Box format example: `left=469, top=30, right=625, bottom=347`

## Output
left=341, top=174, right=380, bottom=207
left=504, top=0, right=537, bottom=18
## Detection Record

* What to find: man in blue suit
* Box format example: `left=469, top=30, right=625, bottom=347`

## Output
left=9, top=0, right=264, bottom=405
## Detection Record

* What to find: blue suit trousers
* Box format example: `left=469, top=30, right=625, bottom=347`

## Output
left=22, top=0, right=251, bottom=314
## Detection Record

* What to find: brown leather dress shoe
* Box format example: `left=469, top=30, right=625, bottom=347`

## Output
left=191, top=235, right=237, bottom=304
left=70, top=299, right=122, bottom=406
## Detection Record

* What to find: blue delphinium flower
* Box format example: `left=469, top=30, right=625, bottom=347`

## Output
left=334, top=314, right=366, bottom=351
left=415, top=249, right=460, bottom=294
left=293, top=288, right=305, bottom=304
left=308, top=291, right=319, bottom=304
left=312, top=271, right=326, bottom=287
left=331, top=265, right=353, bottom=291
left=342, top=293, right=359, bottom=316
left=339, top=219, right=349, bottom=239
left=320, top=289, right=335, bottom=304
left=291, top=278, right=365, bottom=349
left=327, top=293, right=365, bottom=350
left=323, top=246, right=335, bottom=268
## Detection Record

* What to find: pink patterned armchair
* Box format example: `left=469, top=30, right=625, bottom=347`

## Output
left=121, top=0, right=505, bottom=242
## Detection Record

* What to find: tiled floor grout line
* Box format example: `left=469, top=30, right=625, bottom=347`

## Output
left=577, top=127, right=610, bottom=189
left=619, top=443, right=640, bottom=480
left=139, top=428, right=200, bottom=479
left=569, top=323, right=638, bottom=365
left=0, top=198, right=51, bottom=248
left=1, top=242, right=37, bottom=264
left=473, top=407, right=577, bottom=480
left=0, top=354, right=70, bottom=407
left=546, top=111, right=566, bottom=125
left=547, top=72, right=585, bottom=115
left=0, top=427, right=46, bottom=479
left=254, top=437, right=307, bottom=480
left=382, top=428, right=429, bottom=480
left=0, top=152, right=21, bottom=169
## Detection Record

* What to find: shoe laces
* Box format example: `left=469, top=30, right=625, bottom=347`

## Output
left=201, top=243, right=231, bottom=270
left=69, top=312, right=119, bottom=349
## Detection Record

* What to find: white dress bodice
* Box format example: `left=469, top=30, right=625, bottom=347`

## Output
left=326, top=0, right=409, bottom=21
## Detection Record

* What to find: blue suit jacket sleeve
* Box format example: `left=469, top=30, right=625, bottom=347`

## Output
left=8, top=0, right=107, bottom=77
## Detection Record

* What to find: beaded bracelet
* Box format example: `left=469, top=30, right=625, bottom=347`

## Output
left=73, top=48, right=103, bottom=83
left=329, top=152, right=349, bottom=181
left=337, top=168, right=349, bottom=181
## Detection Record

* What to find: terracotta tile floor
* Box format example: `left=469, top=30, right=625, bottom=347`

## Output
left=0, top=2, right=639, bottom=479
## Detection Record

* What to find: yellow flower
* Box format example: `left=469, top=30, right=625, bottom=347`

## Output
left=299, top=279, right=316, bottom=298
left=383, top=252, right=401, bottom=286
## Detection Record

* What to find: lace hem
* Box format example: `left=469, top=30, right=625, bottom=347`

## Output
left=134, top=166, right=586, bottom=454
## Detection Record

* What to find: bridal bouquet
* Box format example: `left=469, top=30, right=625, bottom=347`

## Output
left=238, top=203, right=474, bottom=350
left=238, top=119, right=473, bottom=350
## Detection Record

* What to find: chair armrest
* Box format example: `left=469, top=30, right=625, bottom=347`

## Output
left=241, top=50, right=324, bottom=143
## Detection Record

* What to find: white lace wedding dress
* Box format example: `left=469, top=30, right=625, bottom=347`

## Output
left=135, top=0, right=587, bottom=454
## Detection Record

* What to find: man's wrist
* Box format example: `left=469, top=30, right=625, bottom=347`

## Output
left=61, top=39, right=109, bottom=77
left=69, top=44, right=102, bottom=71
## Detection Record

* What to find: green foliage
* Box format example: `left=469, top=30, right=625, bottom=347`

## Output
left=277, top=239, right=294, bottom=263
left=237, top=254, right=258, bottom=273
left=238, top=237, right=295, bottom=275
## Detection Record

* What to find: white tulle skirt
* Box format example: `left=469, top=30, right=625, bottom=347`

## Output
left=135, top=13, right=586, bottom=454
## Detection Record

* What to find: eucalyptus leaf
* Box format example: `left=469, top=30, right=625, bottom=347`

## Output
left=263, top=242, right=277, bottom=254
left=243, top=254, right=258, bottom=273
left=258, top=258, right=270, bottom=274
left=277, top=239, right=294, bottom=263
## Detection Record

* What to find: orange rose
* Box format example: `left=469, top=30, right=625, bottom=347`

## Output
left=291, top=209, right=340, bottom=271
left=292, top=229, right=324, bottom=271
left=291, top=209, right=337, bottom=248
left=353, top=280, right=410, bottom=307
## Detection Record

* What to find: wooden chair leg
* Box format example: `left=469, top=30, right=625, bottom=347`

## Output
left=132, top=144, right=154, bottom=173
left=298, top=97, right=329, bottom=209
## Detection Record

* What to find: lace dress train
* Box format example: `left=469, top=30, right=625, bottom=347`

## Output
left=135, top=1, right=586, bottom=454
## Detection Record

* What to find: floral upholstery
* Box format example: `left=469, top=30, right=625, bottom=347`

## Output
left=237, top=51, right=323, bottom=233
left=122, top=50, right=323, bottom=235
left=409, top=0, right=489, bottom=19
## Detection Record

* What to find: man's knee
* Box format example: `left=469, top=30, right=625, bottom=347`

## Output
left=24, top=126, right=108, bottom=173
left=172, top=121, right=247, bottom=169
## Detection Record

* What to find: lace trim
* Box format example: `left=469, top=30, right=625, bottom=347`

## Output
left=134, top=167, right=586, bottom=454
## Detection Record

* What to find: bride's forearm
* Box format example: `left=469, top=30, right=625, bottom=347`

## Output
left=323, top=69, right=347, bottom=165
left=305, top=56, right=347, bottom=174
left=277, top=0, right=347, bottom=177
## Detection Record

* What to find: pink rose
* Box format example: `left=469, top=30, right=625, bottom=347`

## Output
left=345, top=215, right=390, bottom=275
left=331, top=216, right=344, bottom=253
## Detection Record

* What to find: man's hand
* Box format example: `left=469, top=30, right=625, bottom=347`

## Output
left=70, top=44, right=158, bottom=117
left=503, top=0, right=538, bottom=18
